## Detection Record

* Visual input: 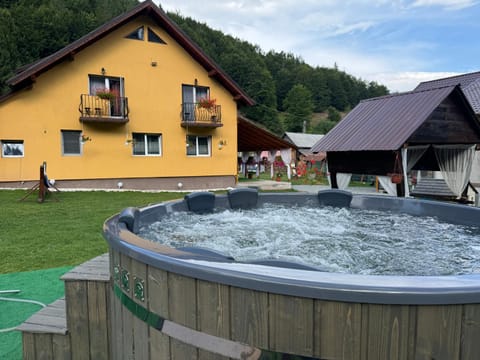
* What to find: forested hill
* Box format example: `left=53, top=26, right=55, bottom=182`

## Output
left=168, top=13, right=389, bottom=133
left=0, top=1, right=389, bottom=134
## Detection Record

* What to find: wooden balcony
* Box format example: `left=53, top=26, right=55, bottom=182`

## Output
left=79, top=94, right=129, bottom=123
left=181, top=102, right=222, bottom=128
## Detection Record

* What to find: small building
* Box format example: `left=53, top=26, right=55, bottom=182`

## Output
left=311, top=85, right=480, bottom=197
left=282, top=132, right=325, bottom=162
left=0, top=0, right=253, bottom=190
left=415, top=71, right=480, bottom=185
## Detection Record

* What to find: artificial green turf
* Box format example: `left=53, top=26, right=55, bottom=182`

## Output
left=0, top=190, right=184, bottom=273
left=0, top=266, right=73, bottom=359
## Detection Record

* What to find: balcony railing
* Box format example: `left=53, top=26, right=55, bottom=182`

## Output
left=181, top=103, right=222, bottom=128
left=79, top=94, right=129, bottom=123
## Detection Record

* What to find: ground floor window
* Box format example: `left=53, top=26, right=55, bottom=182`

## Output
left=132, top=133, right=162, bottom=156
left=1, top=140, right=24, bottom=157
left=61, top=130, right=82, bottom=155
left=186, top=135, right=211, bottom=156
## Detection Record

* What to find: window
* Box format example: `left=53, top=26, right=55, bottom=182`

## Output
left=132, top=133, right=161, bottom=156
left=186, top=135, right=211, bottom=156
left=62, top=130, right=82, bottom=155
left=2, top=140, right=24, bottom=157
left=182, top=85, right=210, bottom=121
left=125, top=26, right=144, bottom=40
left=148, top=27, right=166, bottom=44
left=89, top=75, right=124, bottom=97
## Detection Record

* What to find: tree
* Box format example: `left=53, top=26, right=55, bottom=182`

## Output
left=282, top=84, right=314, bottom=132
left=326, top=106, right=341, bottom=123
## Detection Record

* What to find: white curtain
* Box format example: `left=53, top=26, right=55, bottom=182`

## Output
left=241, top=152, right=249, bottom=175
left=280, top=149, right=292, bottom=180
left=378, top=176, right=397, bottom=196
left=433, top=145, right=476, bottom=197
left=254, top=151, right=262, bottom=177
left=337, top=173, right=352, bottom=190
left=401, top=146, right=429, bottom=197
left=268, top=150, right=276, bottom=179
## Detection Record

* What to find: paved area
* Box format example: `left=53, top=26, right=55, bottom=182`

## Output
left=237, top=180, right=386, bottom=195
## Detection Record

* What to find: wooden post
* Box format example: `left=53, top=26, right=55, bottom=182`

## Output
left=330, top=171, right=338, bottom=189
left=38, top=165, right=46, bottom=203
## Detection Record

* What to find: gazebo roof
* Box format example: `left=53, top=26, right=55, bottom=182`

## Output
left=237, top=116, right=295, bottom=152
left=311, top=85, right=478, bottom=153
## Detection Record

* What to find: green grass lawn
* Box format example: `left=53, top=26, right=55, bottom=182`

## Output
left=0, top=190, right=184, bottom=274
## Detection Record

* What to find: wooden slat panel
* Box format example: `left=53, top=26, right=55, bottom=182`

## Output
left=314, top=300, right=363, bottom=359
left=22, top=332, right=36, bottom=360
left=87, top=281, right=109, bottom=360
left=415, top=305, right=462, bottom=360
left=52, top=333, right=71, bottom=360
left=230, top=287, right=268, bottom=349
left=120, top=253, right=134, bottom=359
left=168, top=272, right=198, bottom=359
left=148, top=266, right=170, bottom=359
left=269, top=294, right=314, bottom=356
left=131, top=258, right=149, bottom=359
left=364, top=304, right=414, bottom=360
left=34, top=333, right=53, bottom=360
left=109, top=250, right=123, bottom=360
left=65, top=281, right=89, bottom=360
left=196, top=280, right=230, bottom=360
left=461, top=304, right=480, bottom=359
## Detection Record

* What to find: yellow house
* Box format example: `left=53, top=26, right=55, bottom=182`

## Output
left=0, top=0, right=253, bottom=190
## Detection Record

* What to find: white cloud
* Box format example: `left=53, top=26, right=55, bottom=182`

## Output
left=368, top=71, right=461, bottom=92
left=411, top=0, right=477, bottom=10
left=156, top=0, right=477, bottom=93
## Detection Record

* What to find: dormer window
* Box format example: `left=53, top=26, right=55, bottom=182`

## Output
left=125, top=26, right=144, bottom=40
left=125, top=26, right=166, bottom=44
left=148, top=27, right=166, bottom=44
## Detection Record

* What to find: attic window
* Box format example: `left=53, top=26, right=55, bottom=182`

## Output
left=126, top=26, right=144, bottom=41
left=148, top=27, right=166, bottom=44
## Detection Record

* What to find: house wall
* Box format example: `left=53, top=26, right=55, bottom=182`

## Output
left=0, top=16, right=238, bottom=189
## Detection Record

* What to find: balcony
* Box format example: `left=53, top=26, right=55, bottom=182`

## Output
left=181, top=103, right=222, bottom=128
left=79, top=94, right=129, bottom=123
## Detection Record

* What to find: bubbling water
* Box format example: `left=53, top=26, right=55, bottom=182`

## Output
left=139, top=204, right=480, bottom=276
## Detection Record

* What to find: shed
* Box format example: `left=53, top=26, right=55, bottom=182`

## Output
left=311, top=85, right=480, bottom=197
left=282, top=132, right=326, bottom=162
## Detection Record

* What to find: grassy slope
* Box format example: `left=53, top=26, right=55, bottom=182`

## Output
left=0, top=190, right=184, bottom=273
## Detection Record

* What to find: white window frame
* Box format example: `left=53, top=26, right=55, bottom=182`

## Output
left=1, top=140, right=24, bottom=158
left=132, top=133, right=162, bottom=156
left=61, top=130, right=82, bottom=156
left=186, top=135, right=211, bottom=157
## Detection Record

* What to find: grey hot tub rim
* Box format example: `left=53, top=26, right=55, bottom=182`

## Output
left=103, top=190, right=480, bottom=305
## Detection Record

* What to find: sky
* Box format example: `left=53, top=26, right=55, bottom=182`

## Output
left=155, top=0, right=480, bottom=93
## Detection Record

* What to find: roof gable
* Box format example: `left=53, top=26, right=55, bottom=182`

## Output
left=311, top=85, right=479, bottom=153
left=6, top=0, right=253, bottom=106
left=415, top=72, right=480, bottom=114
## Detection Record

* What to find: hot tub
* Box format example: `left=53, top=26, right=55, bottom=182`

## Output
left=103, top=189, right=480, bottom=359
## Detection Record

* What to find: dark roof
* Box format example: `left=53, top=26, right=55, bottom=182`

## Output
left=415, top=71, right=480, bottom=113
left=238, top=116, right=296, bottom=152
left=6, top=0, right=254, bottom=106
left=311, top=85, right=470, bottom=152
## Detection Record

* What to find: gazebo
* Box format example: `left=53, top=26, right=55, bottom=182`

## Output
left=311, top=85, right=480, bottom=198
left=237, top=116, right=297, bottom=179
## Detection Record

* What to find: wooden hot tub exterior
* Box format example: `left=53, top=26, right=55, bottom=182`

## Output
left=103, top=190, right=480, bottom=359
